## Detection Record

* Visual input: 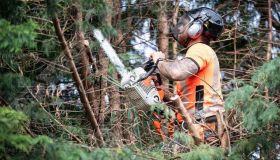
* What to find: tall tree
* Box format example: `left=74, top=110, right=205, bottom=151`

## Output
left=51, top=12, right=105, bottom=146
left=158, top=0, right=170, bottom=88
left=72, top=0, right=99, bottom=122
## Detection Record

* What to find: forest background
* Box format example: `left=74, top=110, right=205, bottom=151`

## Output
left=0, top=0, right=279, bottom=159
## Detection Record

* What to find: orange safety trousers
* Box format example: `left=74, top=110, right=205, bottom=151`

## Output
left=152, top=111, right=217, bottom=141
left=152, top=112, right=184, bottom=141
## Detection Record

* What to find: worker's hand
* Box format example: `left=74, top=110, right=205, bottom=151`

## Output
left=149, top=51, right=165, bottom=63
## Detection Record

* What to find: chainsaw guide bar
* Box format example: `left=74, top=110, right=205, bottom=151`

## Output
left=93, top=29, right=161, bottom=110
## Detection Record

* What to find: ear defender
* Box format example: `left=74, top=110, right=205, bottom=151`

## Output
left=187, top=20, right=203, bottom=39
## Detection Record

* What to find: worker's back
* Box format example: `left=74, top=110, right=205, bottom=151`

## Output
left=176, top=43, right=224, bottom=113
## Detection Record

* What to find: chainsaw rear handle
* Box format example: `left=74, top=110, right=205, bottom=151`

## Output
left=135, top=58, right=163, bottom=83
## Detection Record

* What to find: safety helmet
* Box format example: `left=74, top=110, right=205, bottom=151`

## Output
left=171, top=7, right=224, bottom=47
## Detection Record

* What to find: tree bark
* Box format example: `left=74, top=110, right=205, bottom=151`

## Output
left=97, top=49, right=109, bottom=124
left=265, top=0, right=273, bottom=99
left=233, top=1, right=240, bottom=79
left=256, top=0, right=280, bottom=30
left=158, top=1, right=169, bottom=58
left=171, top=0, right=179, bottom=92
left=72, top=1, right=99, bottom=119
left=158, top=0, right=170, bottom=88
left=52, top=15, right=105, bottom=147
left=110, top=0, right=124, bottom=147
left=171, top=0, right=179, bottom=57
left=267, top=0, right=272, bottom=61
left=118, top=1, right=136, bottom=144
left=97, top=0, right=112, bottom=124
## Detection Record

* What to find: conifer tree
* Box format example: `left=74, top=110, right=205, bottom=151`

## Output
left=0, top=0, right=279, bottom=159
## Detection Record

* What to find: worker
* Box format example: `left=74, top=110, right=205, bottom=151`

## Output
left=150, top=7, right=225, bottom=143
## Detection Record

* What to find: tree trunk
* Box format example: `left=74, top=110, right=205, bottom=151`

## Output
left=267, top=0, right=272, bottom=61
left=109, top=0, right=124, bottom=147
left=98, top=50, right=109, bottom=124
left=52, top=15, right=105, bottom=147
left=118, top=1, right=137, bottom=144
left=72, top=1, right=99, bottom=119
left=265, top=0, right=273, bottom=99
left=158, top=1, right=169, bottom=59
left=171, top=0, right=179, bottom=93
left=98, top=0, right=112, bottom=124
left=171, top=0, right=179, bottom=58
left=158, top=0, right=170, bottom=89
left=233, top=1, right=240, bottom=79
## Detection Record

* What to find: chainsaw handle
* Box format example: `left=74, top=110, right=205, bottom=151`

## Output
left=135, top=58, right=163, bottom=83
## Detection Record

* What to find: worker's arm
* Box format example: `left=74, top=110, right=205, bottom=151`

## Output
left=150, top=51, right=199, bottom=81
left=157, top=59, right=199, bottom=81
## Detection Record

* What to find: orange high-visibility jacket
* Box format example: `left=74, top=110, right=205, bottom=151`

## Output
left=176, top=43, right=224, bottom=112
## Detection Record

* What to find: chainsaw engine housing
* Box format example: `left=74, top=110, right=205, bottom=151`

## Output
left=121, top=67, right=160, bottom=111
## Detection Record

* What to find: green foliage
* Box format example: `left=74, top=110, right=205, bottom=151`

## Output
left=99, top=24, right=118, bottom=39
left=225, top=85, right=255, bottom=110
left=45, top=142, right=89, bottom=160
left=226, top=86, right=279, bottom=131
left=82, top=0, right=108, bottom=16
left=46, top=0, right=64, bottom=17
left=0, top=107, right=164, bottom=160
left=0, top=73, right=31, bottom=102
left=0, top=107, right=53, bottom=156
left=0, top=19, right=37, bottom=54
left=242, top=98, right=279, bottom=131
left=225, top=58, right=280, bottom=131
left=150, top=103, right=175, bottom=119
left=174, top=131, right=194, bottom=147
left=0, top=107, right=28, bottom=133
left=90, top=147, right=165, bottom=160
left=252, top=57, right=280, bottom=95
left=0, top=107, right=94, bottom=159
left=180, top=144, right=224, bottom=160
left=41, top=38, right=59, bottom=58
left=229, top=135, right=276, bottom=160
left=82, top=0, right=113, bottom=36
left=7, top=134, right=52, bottom=153
left=0, top=0, right=26, bottom=23
left=14, top=102, right=51, bottom=123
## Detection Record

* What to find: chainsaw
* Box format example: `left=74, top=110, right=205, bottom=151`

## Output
left=93, top=29, right=161, bottom=111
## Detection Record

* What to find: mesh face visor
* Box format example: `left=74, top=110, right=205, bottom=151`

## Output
left=171, top=14, right=193, bottom=42
left=171, top=7, right=224, bottom=44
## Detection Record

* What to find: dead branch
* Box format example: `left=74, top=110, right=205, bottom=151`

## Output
left=163, top=90, right=202, bottom=145
left=51, top=15, right=105, bottom=147
left=27, top=88, right=82, bottom=143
